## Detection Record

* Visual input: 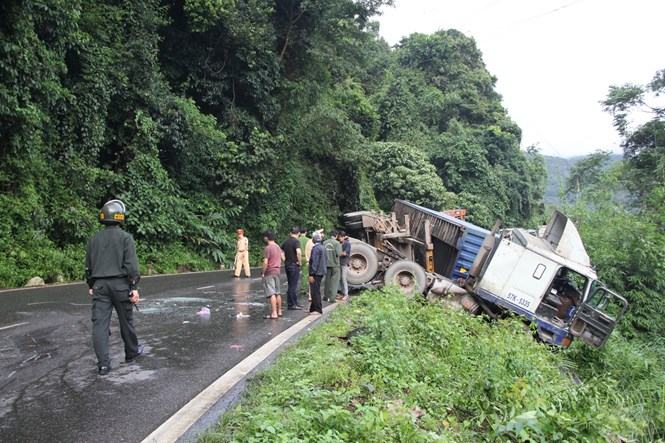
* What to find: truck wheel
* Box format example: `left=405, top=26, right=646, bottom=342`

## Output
left=347, top=243, right=379, bottom=285
left=384, top=260, right=427, bottom=296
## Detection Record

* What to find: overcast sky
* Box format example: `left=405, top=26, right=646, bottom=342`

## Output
left=376, top=0, right=665, bottom=157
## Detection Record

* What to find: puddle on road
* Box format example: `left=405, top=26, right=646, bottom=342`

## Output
left=106, top=365, right=158, bottom=385
left=161, top=297, right=213, bottom=304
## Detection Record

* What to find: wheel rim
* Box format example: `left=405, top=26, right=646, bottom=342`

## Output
left=350, top=254, right=368, bottom=277
left=395, top=271, right=416, bottom=291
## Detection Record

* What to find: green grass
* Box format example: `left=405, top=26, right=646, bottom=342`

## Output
left=201, top=288, right=665, bottom=443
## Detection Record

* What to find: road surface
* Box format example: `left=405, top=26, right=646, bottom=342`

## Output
left=0, top=271, right=315, bottom=442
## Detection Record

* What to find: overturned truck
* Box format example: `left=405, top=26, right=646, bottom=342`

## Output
left=343, top=200, right=627, bottom=348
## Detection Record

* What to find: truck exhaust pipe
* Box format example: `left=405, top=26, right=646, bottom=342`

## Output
left=428, top=277, right=468, bottom=297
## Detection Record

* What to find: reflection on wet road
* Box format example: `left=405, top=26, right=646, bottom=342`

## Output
left=0, top=271, right=310, bottom=443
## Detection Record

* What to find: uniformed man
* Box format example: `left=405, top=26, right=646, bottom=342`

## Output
left=85, top=199, right=142, bottom=376
left=323, top=230, right=342, bottom=302
left=338, top=231, right=351, bottom=302
left=234, top=228, right=251, bottom=278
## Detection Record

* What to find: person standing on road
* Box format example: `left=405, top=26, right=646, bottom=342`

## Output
left=85, top=199, right=142, bottom=376
left=323, top=230, right=342, bottom=302
left=308, top=231, right=327, bottom=315
left=233, top=228, right=251, bottom=278
left=298, top=227, right=312, bottom=300
left=281, top=227, right=303, bottom=310
left=304, top=229, right=320, bottom=302
left=338, top=231, right=351, bottom=302
left=262, top=231, right=283, bottom=319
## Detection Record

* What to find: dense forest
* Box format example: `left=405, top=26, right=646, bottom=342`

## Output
left=0, top=0, right=546, bottom=287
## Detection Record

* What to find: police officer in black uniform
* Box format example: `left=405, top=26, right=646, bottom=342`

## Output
left=86, top=199, right=143, bottom=375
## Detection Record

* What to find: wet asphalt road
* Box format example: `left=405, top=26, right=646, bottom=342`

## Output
left=0, top=270, right=314, bottom=443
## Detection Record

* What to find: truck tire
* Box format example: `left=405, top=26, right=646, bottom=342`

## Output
left=384, top=260, right=427, bottom=296
left=347, top=243, right=379, bottom=285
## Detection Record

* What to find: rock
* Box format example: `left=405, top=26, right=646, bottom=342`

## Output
left=25, top=277, right=45, bottom=287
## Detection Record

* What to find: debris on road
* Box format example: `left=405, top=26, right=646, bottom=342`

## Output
left=197, top=307, right=211, bottom=317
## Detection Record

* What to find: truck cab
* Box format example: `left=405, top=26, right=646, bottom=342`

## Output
left=470, top=212, right=628, bottom=348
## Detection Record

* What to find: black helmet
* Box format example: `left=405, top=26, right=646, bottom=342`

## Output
left=99, top=199, right=126, bottom=225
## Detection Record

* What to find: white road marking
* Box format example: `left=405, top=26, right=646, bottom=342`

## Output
left=0, top=322, right=29, bottom=331
left=141, top=303, right=339, bottom=443
left=196, top=285, right=215, bottom=290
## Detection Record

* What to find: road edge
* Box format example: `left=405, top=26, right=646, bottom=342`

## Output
left=141, top=302, right=339, bottom=443
left=0, top=269, right=245, bottom=294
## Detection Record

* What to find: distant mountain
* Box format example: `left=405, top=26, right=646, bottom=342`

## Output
left=543, top=153, right=622, bottom=206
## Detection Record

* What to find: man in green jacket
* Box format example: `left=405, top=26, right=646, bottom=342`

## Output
left=85, top=199, right=142, bottom=376
left=323, top=230, right=342, bottom=302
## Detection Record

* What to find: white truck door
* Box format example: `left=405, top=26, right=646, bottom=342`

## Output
left=478, top=239, right=557, bottom=313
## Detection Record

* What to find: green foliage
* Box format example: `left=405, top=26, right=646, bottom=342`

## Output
left=202, top=289, right=663, bottom=442
left=137, top=241, right=216, bottom=275
left=567, top=336, right=665, bottom=441
left=184, top=0, right=236, bottom=32
left=396, top=30, right=503, bottom=126
left=366, top=142, right=455, bottom=211
left=431, top=121, right=543, bottom=227
left=332, top=79, right=380, bottom=139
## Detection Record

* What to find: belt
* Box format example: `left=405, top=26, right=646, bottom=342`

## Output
left=92, top=275, right=128, bottom=281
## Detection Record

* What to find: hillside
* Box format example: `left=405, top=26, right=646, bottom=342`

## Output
left=543, top=153, right=622, bottom=206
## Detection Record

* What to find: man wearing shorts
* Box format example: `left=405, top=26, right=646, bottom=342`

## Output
left=262, top=230, right=283, bottom=319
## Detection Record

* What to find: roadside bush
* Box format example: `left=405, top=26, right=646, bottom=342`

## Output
left=136, top=242, right=216, bottom=275
left=567, top=336, right=665, bottom=441
left=202, top=289, right=661, bottom=442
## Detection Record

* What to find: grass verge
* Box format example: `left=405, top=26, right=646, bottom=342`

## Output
left=201, top=288, right=665, bottom=442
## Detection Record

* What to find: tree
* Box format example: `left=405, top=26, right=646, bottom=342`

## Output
left=365, top=142, right=454, bottom=211
left=602, top=69, right=665, bottom=202
left=565, top=150, right=613, bottom=201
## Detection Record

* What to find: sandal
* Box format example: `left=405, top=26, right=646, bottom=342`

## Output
left=263, top=315, right=278, bottom=320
